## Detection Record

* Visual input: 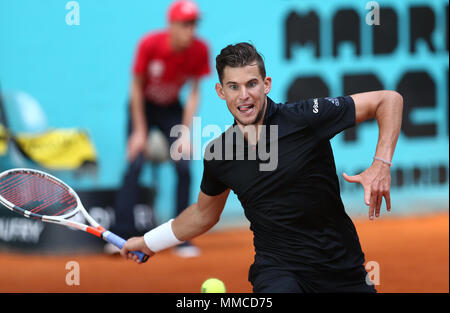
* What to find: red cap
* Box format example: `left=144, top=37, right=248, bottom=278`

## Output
left=168, top=0, right=200, bottom=22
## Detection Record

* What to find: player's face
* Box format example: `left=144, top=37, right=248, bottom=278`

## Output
left=215, top=64, right=272, bottom=126
left=169, top=20, right=197, bottom=51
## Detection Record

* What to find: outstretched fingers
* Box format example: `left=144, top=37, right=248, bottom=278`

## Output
left=343, top=169, right=392, bottom=220
left=368, top=179, right=391, bottom=220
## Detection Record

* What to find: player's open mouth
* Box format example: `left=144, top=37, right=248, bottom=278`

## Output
left=238, top=104, right=255, bottom=114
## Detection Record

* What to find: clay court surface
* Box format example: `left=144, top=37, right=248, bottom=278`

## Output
left=0, top=213, right=448, bottom=293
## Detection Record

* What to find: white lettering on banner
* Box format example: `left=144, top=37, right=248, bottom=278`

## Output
left=0, top=218, right=44, bottom=243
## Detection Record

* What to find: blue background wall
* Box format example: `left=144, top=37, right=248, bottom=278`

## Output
left=1, top=0, right=448, bottom=222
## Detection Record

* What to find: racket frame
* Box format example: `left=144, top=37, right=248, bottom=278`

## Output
left=0, top=168, right=148, bottom=262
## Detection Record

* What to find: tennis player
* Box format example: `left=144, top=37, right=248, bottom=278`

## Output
left=121, top=42, right=403, bottom=293
left=111, top=0, right=210, bottom=258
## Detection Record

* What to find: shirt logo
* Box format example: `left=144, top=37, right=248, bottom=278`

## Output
left=325, top=97, right=340, bottom=106
left=148, top=60, right=164, bottom=79
left=313, top=98, right=319, bottom=113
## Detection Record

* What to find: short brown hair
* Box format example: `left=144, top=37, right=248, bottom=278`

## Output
left=215, top=42, right=266, bottom=83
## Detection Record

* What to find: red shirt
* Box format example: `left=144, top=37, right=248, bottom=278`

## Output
left=133, top=31, right=210, bottom=106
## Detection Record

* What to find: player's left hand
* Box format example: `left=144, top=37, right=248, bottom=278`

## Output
left=120, top=237, right=155, bottom=263
left=342, top=160, right=391, bottom=220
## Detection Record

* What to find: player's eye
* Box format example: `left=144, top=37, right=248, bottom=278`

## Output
left=229, top=84, right=238, bottom=90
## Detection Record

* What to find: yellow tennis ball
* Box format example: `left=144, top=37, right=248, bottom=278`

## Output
left=201, top=278, right=226, bottom=293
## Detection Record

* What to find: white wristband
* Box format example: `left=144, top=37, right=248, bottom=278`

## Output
left=143, top=219, right=184, bottom=253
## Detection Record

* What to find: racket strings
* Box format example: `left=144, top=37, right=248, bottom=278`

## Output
left=0, top=172, right=77, bottom=216
left=1, top=175, right=48, bottom=207
left=0, top=175, right=39, bottom=207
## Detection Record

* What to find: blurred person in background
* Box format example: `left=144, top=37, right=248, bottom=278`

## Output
left=108, top=0, right=210, bottom=258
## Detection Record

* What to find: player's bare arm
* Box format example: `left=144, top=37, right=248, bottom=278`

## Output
left=121, top=189, right=230, bottom=263
left=127, top=75, right=148, bottom=161
left=343, top=90, right=403, bottom=220
left=172, top=189, right=230, bottom=240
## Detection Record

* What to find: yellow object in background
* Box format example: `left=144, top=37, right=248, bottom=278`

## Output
left=0, top=124, right=7, bottom=155
left=14, top=128, right=97, bottom=170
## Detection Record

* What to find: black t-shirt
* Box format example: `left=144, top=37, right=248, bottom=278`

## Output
left=201, top=96, right=366, bottom=277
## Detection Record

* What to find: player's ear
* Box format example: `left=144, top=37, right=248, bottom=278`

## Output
left=215, top=83, right=226, bottom=100
left=264, top=76, right=272, bottom=95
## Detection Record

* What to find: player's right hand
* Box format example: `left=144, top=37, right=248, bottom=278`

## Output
left=121, top=236, right=155, bottom=264
left=127, top=130, right=147, bottom=161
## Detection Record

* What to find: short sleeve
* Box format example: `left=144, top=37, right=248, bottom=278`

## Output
left=293, top=96, right=356, bottom=141
left=200, top=159, right=227, bottom=196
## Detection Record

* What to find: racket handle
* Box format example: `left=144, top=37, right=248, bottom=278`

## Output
left=103, top=231, right=149, bottom=263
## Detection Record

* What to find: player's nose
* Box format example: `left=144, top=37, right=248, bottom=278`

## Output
left=239, top=87, right=249, bottom=100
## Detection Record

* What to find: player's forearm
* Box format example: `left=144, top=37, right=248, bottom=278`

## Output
left=130, top=78, right=147, bottom=134
left=141, top=191, right=228, bottom=254
left=139, top=203, right=215, bottom=254
left=172, top=202, right=219, bottom=241
left=373, top=91, right=403, bottom=162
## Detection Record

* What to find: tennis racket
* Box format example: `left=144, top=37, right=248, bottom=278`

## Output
left=0, top=168, right=149, bottom=263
